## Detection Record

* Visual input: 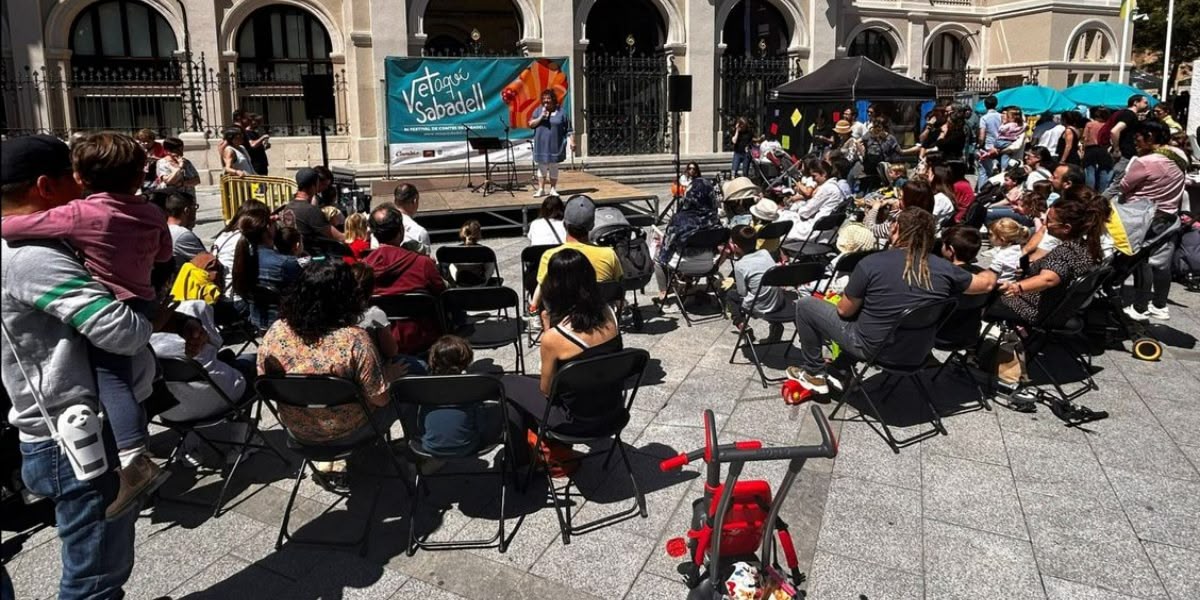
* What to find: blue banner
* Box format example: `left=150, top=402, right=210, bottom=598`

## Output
left=385, top=56, right=571, bottom=165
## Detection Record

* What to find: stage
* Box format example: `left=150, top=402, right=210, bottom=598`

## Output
left=369, top=171, right=660, bottom=235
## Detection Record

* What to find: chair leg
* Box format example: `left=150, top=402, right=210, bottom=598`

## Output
left=850, top=371, right=903, bottom=454
left=616, top=440, right=647, bottom=518
left=912, top=374, right=948, bottom=436
left=671, top=276, right=695, bottom=327
left=211, top=422, right=256, bottom=518
left=545, top=467, right=572, bottom=545
left=497, top=452, right=508, bottom=553
left=276, top=462, right=307, bottom=550
left=406, top=473, right=423, bottom=557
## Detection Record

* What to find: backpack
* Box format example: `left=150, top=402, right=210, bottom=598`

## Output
left=595, top=226, right=654, bottom=290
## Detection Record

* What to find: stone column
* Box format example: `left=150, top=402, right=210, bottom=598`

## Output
left=807, top=0, right=840, bottom=74
left=906, top=12, right=928, bottom=79
left=684, top=0, right=716, bottom=154
left=5, top=0, right=52, bottom=131
left=180, top=0, right=222, bottom=134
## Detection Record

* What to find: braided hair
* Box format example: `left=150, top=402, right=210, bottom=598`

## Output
left=894, top=207, right=936, bottom=290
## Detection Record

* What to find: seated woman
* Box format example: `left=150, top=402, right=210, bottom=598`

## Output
left=504, top=249, right=623, bottom=450
left=258, top=262, right=407, bottom=477
left=652, top=178, right=724, bottom=307
left=527, top=195, right=567, bottom=246
left=230, top=211, right=302, bottom=329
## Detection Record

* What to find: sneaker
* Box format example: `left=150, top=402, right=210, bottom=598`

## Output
left=1123, top=305, right=1150, bottom=322
left=1146, top=305, right=1170, bottom=320
left=785, top=367, right=830, bottom=395
left=1003, top=388, right=1038, bottom=413
left=549, top=187, right=559, bottom=196
left=532, top=188, right=546, bottom=198
left=106, top=455, right=170, bottom=518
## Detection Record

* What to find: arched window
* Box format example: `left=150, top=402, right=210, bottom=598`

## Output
left=721, top=0, right=790, bottom=58
left=925, top=32, right=969, bottom=79
left=235, top=6, right=336, bottom=136
left=421, top=0, right=523, bottom=56
left=848, top=29, right=896, bottom=68
left=68, top=1, right=184, bottom=134
left=1068, top=28, right=1113, bottom=63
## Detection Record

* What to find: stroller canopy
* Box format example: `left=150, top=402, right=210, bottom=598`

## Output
left=769, top=57, right=937, bottom=103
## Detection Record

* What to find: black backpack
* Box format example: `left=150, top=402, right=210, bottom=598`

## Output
left=595, top=226, right=654, bottom=290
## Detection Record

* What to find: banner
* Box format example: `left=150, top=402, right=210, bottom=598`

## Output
left=385, top=56, right=571, bottom=166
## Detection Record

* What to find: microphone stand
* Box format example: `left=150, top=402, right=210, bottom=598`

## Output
left=462, top=123, right=479, bottom=192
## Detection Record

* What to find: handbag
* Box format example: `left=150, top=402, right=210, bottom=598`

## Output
left=995, top=330, right=1026, bottom=388
left=526, top=429, right=580, bottom=479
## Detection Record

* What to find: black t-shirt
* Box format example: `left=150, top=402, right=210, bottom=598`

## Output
left=245, top=129, right=269, bottom=170
left=284, top=198, right=330, bottom=243
left=1113, top=109, right=1139, bottom=159
left=844, top=248, right=973, bottom=359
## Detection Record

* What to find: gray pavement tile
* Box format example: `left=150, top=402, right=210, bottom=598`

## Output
left=126, top=510, right=266, bottom=600
left=777, top=468, right=834, bottom=577
left=1142, top=541, right=1200, bottom=600
left=169, top=555, right=292, bottom=599
left=804, top=550, right=923, bottom=600
left=722, top=397, right=804, bottom=446
left=1106, top=467, right=1200, bottom=551
left=384, top=547, right=527, bottom=599
left=922, top=453, right=1028, bottom=540
left=1117, top=362, right=1200, bottom=400
left=633, top=422, right=712, bottom=459
left=1181, top=444, right=1200, bottom=473
left=6, top=534, right=60, bottom=600
left=227, top=528, right=330, bottom=580
left=920, top=408, right=1009, bottom=466
left=506, top=573, right=606, bottom=600
left=388, top=578, right=469, bottom=600
left=276, top=553, right=409, bottom=600
left=571, top=449, right=698, bottom=539
left=922, top=518, right=1044, bottom=600
left=661, top=367, right=748, bottom=415
left=1042, top=576, right=1144, bottom=600
left=621, top=572, right=690, bottom=600
left=816, top=475, right=923, bottom=574
left=1004, top=431, right=1122, bottom=510
left=1020, top=491, right=1168, bottom=600
left=1086, top=417, right=1199, bottom=482
left=831, top=422, right=922, bottom=491
left=1140, top=394, right=1200, bottom=448
left=995, top=403, right=1095, bottom=444
left=530, top=523, right=656, bottom=599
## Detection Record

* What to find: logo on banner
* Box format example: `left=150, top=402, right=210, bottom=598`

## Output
left=400, top=66, right=487, bottom=124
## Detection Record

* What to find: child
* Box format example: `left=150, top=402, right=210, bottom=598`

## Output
left=1, top=132, right=173, bottom=514
left=322, top=205, right=344, bottom=230
left=419, top=335, right=496, bottom=457
left=350, top=262, right=398, bottom=361
left=448, top=220, right=493, bottom=286
left=978, top=109, right=1025, bottom=161
left=342, top=212, right=371, bottom=263
left=885, top=163, right=908, bottom=192
left=987, top=217, right=1029, bottom=282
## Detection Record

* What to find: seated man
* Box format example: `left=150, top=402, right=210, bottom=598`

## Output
left=786, top=208, right=996, bottom=394
left=531, top=195, right=623, bottom=311
left=726, top=225, right=793, bottom=342
left=362, top=204, right=446, bottom=367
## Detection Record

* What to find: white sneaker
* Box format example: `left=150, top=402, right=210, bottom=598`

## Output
left=549, top=187, right=559, bottom=196
left=1123, top=306, right=1150, bottom=322
left=1146, top=305, right=1170, bottom=320
left=532, top=188, right=546, bottom=198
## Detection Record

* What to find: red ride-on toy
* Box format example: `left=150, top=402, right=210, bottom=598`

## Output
left=659, top=405, right=838, bottom=599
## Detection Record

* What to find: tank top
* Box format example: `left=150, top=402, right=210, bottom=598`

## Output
left=226, top=145, right=256, bottom=175
left=551, top=308, right=624, bottom=431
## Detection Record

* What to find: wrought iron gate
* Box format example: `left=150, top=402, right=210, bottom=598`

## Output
left=582, top=53, right=669, bottom=156
left=718, top=54, right=798, bottom=151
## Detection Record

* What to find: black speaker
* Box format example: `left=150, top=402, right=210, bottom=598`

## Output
left=301, top=73, right=336, bottom=119
left=668, top=74, right=692, bottom=112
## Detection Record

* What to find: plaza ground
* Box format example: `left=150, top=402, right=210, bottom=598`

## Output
left=4, top=185, right=1200, bottom=600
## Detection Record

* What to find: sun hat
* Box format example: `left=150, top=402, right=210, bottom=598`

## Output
left=749, top=198, right=779, bottom=222
left=721, top=176, right=760, bottom=201
left=836, top=221, right=878, bottom=254
left=833, top=120, right=853, bottom=135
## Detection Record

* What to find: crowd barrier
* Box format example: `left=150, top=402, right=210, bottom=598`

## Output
left=220, top=174, right=297, bottom=222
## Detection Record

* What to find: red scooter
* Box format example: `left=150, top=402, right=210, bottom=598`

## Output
left=660, top=405, right=838, bottom=599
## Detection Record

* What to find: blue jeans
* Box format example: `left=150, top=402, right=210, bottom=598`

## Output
left=731, top=151, right=751, bottom=177
left=20, top=430, right=136, bottom=600
left=1085, top=164, right=1112, bottom=195
left=985, top=206, right=1034, bottom=227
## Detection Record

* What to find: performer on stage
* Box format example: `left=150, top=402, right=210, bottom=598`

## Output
left=529, top=90, right=573, bottom=198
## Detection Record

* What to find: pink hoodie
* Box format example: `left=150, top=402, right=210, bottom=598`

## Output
left=1, top=192, right=172, bottom=300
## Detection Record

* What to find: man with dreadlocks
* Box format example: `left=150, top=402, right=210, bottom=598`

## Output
left=786, top=207, right=997, bottom=394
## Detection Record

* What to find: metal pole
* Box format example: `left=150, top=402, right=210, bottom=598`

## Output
left=319, top=118, right=329, bottom=167
left=1118, top=4, right=1131, bottom=84
left=1161, top=0, right=1176, bottom=99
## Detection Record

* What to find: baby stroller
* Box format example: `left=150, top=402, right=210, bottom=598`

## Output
left=758, top=148, right=803, bottom=196
left=1095, top=211, right=1182, bottom=361
left=592, top=207, right=653, bottom=330
left=659, top=406, right=838, bottom=599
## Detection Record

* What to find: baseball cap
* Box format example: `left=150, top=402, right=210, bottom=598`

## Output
left=563, top=194, right=596, bottom=230
left=0, top=135, right=73, bottom=185
left=295, top=167, right=320, bottom=189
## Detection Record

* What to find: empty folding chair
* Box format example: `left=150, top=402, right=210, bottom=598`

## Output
left=781, top=212, right=846, bottom=262
left=729, top=262, right=825, bottom=388
left=440, top=287, right=525, bottom=374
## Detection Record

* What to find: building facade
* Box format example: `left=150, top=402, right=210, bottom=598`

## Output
left=1, top=0, right=1124, bottom=176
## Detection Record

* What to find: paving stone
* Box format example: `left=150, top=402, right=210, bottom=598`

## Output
left=922, top=453, right=1028, bottom=540
left=1181, top=444, right=1200, bottom=473
left=1140, top=394, right=1200, bottom=448
left=1021, top=491, right=1168, bottom=600
left=816, top=476, right=923, bottom=574
left=621, top=572, right=690, bottom=600
left=1087, top=417, right=1199, bottom=482
left=570, top=449, right=697, bottom=539
left=388, top=578, right=468, bottom=600
left=5, top=534, right=60, bottom=600
left=531, top=523, right=656, bottom=599
left=1042, top=576, right=1143, bottom=600
left=804, top=550, right=923, bottom=600
left=276, top=552, right=409, bottom=600
left=922, top=519, right=1044, bottom=600
left=722, top=397, right=804, bottom=446
left=126, top=509, right=266, bottom=600
left=920, top=408, right=1009, bottom=466
left=633, top=422, right=712, bottom=459
left=831, top=422, right=922, bottom=491
left=776, top=468, right=834, bottom=578
left=1004, top=431, right=1122, bottom=510
left=1106, top=467, right=1200, bottom=551
left=506, top=573, right=606, bottom=600
left=1142, top=541, right=1200, bottom=600
left=168, top=555, right=292, bottom=599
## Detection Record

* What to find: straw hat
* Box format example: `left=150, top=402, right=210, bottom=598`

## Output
left=833, top=120, right=854, bottom=135
left=721, top=176, right=760, bottom=201
left=749, top=198, right=779, bottom=222
left=836, top=221, right=878, bottom=254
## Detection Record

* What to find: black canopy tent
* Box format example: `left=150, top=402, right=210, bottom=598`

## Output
left=764, top=57, right=936, bottom=156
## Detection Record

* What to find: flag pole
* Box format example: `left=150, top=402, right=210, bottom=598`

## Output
left=1118, top=0, right=1132, bottom=84
left=1161, top=0, right=1176, bottom=99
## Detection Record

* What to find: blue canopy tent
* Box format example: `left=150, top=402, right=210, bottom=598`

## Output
left=974, top=85, right=1076, bottom=114
left=1062, top=81, right=1159, bottom=110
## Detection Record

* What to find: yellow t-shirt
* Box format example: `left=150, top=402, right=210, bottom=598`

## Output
left=536, top=241, right=624, bottom=283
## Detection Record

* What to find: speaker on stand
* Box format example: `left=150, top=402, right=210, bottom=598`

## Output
left=301, top=73, right=336, bottom=167
left=660, top=74, right=692, bottom=224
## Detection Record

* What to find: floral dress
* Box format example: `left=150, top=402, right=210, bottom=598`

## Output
left=1000, top=239, right=1095, bottom=323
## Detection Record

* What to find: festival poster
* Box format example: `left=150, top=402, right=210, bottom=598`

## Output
left=385, top=56, right=571, bottom=166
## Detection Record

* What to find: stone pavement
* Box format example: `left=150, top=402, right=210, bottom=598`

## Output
left=5, top=187, right=1200, bottom=600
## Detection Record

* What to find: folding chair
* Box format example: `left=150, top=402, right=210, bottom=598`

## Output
left=729, top=262, right=825, bottom=388
left=819, top=250, right=878, bottom=294
left=523, top=348, right=650, bottom=544
left=155, top=356, right=288, bottom=518
left=754, top=219, right=793, bottom=260
left=660, top=228, right=730, bottom=327
left=393, top=374, right=512, bottom=555
left=436, top=245, right=503, bottom=288
left=255, top=375, right=415, bottom=555
left=830, top=298, right=959, bottom=453
left=520, top=244, right=558, bottom=344
left=440, top=286, right=525, bottom=374
left=781, top=211, right=847, bottom=262
left=247, top=283, right=282, bottom=332
left=932, top=288, right=998, bottom=411
left=374, top=292, right=443, bottom=345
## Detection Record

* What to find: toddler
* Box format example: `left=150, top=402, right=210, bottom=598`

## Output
left=987, top=217, right=1029, bottom=283
left=419, top=335, right=496, bottom=457
left=342, top=212, right=371, bottom=263
left=2, top=132, right=173, bottom=514
left=978, top=109, right=1025, bottom=161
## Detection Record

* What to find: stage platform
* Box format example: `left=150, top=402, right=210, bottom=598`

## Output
left=369, top=170, right=660, bottom=235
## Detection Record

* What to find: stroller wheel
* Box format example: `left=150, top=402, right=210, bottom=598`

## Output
left=1132, top=338, right=1162, bottom=361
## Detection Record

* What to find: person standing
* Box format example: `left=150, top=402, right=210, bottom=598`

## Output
left=1082, top=107, right=1113, bottom=191
left=529, top=90, right=574, bottom=198
left=730, top=117, right=754, bottom=177
left=1122, top=121, right=1188, bottom=321
left=153, top=137, right=201, bottom=194
left=243, top=112, right=271, bottom=176
left=1105, top=94, right=1150, bottom=197
left=977, top=95, right=1002, bottom=190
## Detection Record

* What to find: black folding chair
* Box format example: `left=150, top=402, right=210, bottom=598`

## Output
left=728, top=262, right=825, bottom=388
left=932, top=288, right=999, bottom=411
left=830, top=298, right=959, bottom=453
left=660, top=228, right=730, bottom=327
left=247, top=283, right=282, bottom=332
left=155, top=355, right=287, bottom=518
left=754, top=219, right=793, bottom=260
left=523, top=348, right=650, bottom=544
left=255, top=375, right=414, bottom=555
left=393, top=374, right=512, bottom=555
left=520, top=244, right=558, bottom=344
left=436, top=245, right=503, bottom=288
left=374, top=292, right=443, bottom=340
left=440, top=286, right=525, bottom=374
left=781, top=212, right=846, bottom=261
left=819, top=250, right=879, bottom=294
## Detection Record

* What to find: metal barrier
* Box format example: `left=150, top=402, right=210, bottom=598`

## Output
left=220, top=175, right=297, bottom=222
